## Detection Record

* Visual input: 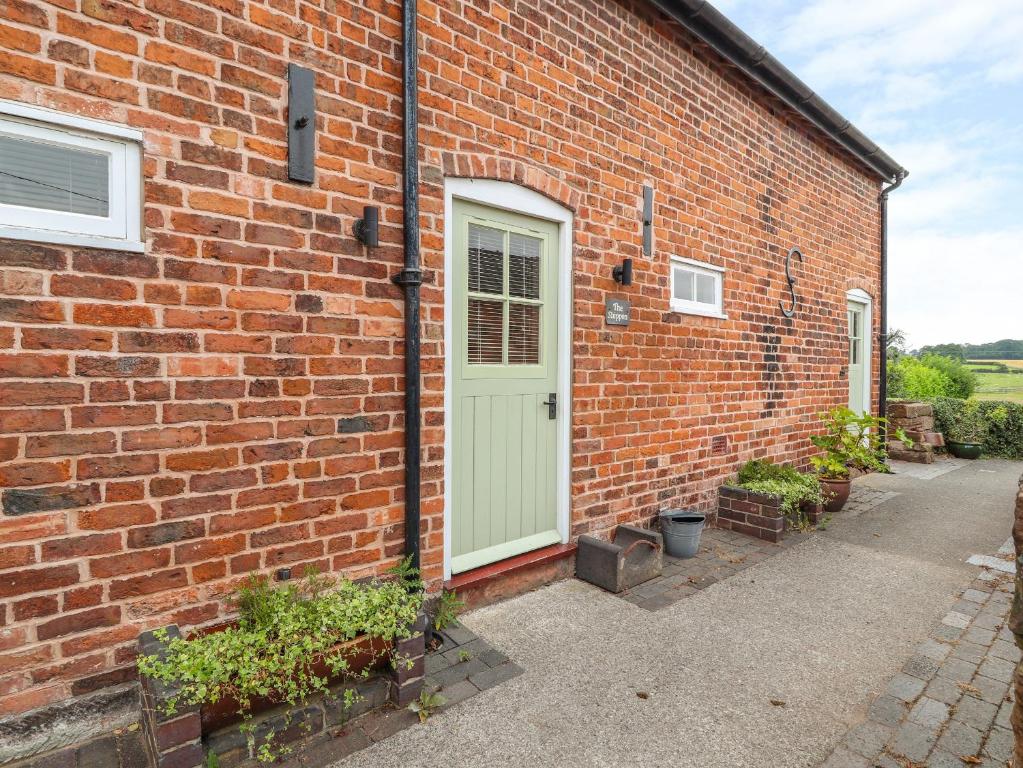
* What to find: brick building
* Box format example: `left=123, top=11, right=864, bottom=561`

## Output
left=0, top=0, right=904, bottom=760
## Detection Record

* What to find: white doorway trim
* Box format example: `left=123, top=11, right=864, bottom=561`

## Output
left=846, top=288, right=873, bottom=415
left=442, top=178, right=573, bottom=581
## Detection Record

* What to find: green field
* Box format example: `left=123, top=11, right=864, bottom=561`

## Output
left=967, top=360, right=1023, bottom=403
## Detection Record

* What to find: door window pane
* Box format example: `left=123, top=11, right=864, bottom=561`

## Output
left=468, top=299, right=504, bottom=365
left=468, top=223, right=504, bottom=295
left=508, top=303, right=540, bottom=365
left=0, top=135, right=110, bottom=217
left=509, top=233, right=541, bottom=299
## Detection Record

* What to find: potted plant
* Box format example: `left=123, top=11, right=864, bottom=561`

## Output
left=810, top=408, right=908, bottom=512
left=945, top=400, right=987, bottom=459
left=138, top=561, right=423, bottom=763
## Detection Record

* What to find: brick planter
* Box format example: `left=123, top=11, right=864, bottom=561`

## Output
left=716, top=486, right=786, bottom=543
left=138, top=615, right=426, bottom=768
left=715, top=486, right=825, bottom=542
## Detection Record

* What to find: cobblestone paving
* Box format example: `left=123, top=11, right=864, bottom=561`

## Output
left=619, top=485, right=893, bottom=612
left=823, top=571, right=1018, bottom=768
left=889, top=458, right=970, bottom=481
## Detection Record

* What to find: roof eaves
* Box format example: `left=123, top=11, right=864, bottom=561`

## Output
left=649, top=0, right=907, bottom=182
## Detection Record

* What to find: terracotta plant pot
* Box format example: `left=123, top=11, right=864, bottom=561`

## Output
left=819, top=477, right=851, bottom=513
left=947, top=441, right=983, bottom=460
left=196, top=622, right=391, bottom=732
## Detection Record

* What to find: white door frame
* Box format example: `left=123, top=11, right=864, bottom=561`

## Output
left=442, top=178, right=573, bottom=581
left=846, top=288, right=873, bottom=415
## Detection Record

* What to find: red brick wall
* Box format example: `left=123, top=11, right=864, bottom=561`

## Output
left=0, top=0, right=882, bottom=717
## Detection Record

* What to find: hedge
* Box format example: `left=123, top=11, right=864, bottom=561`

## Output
left=930, top=397, right=1023, bottom=459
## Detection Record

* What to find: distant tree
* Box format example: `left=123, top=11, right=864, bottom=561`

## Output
left=962, top=339, right=1023, bottom=360
left=918, top=343, right=966, bottom=361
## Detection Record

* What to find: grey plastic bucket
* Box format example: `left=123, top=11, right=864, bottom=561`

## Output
left=658, top=510, right=705, bottom=559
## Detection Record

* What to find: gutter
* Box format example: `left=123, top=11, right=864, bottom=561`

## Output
left=878, top=170, right=907, bottom=425
left=649, top=0, right=906, bottom=182
left=394, top=0, right=423, bottom=571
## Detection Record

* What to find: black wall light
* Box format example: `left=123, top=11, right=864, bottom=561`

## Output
left=353, top=205, right=380, bottom=247
left=612, top=257, right=633, bottom=286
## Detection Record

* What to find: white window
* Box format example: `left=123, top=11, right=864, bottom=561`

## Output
left=670, top=256, right=726, bottom=318
left=0, top=100, right=143, bottom=252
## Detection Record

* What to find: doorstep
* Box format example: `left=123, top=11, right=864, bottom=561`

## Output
left=445, top=543, right=577, bottom=611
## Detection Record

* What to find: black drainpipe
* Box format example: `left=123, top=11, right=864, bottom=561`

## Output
left=393, top=0, right=422, bottom=571
left=878, top=169, right=907, bottom=426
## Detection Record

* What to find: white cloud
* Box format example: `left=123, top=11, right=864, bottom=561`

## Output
left=888, top=229, right=1023, bottom=348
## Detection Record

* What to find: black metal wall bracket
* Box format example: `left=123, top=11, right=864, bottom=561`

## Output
left=642, top=185, right=653, bottom=257
left=287, top=64, right=315, bottom=184
left=392, top=268, right=423, bottom=287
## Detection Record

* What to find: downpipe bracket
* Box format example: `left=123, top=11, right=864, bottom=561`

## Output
left=392, top=268, right=423, bottom=287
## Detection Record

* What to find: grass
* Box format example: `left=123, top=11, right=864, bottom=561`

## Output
left=967, top=359, right=1023, bottom=403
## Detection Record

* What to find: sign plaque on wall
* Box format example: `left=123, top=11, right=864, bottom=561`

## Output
left=605, top=298, right=631, bottom=326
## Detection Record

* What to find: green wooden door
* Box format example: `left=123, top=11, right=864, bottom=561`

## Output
left=451, top=200, right=561, bottom=575
left=848, top=301, right=866, bottom=415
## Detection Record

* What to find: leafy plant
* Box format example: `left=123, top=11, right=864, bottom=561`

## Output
left=810, top=407, right=905, bottom=479
left=735, top=459, right=826, bottom=528
left=944, top=399, right=996, bottom=444
left=409, top=690, right=445, bottom=723
left=931, top=397, right=1023, bottom=458
left=206, top=752, right=220, bottom=768
left=919, top=354, right=977, bottom=399
left=457, top=650, right=472, bottom=663
left=433, top=590, right=463, bottom=631
left=137, top=565, right=423, bottom=763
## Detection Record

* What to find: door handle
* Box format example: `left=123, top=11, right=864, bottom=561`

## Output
left=541, top=393, right=557, bottom=420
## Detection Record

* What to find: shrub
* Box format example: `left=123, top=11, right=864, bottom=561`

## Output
left=888, top=357, right=953, bottom=400
left=919, top=354, right=977, bottom=398
left=932, top=397, right=1023, bottom=459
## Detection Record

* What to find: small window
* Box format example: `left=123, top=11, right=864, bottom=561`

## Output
left=670, top=256, right=725, bottom=318
left=0, top=100, right=143, bottom=251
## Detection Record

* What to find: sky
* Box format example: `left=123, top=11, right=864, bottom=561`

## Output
left=713, top=0, right=1023, bottom=350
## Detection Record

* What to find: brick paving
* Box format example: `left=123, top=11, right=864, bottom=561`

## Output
left=823, top=570, right=1018, bottom=768
left=424, top=620, right=524, bottom=707
left=620, top=484, right=898, bottom=612
left=271, top=621, right=520, bottom=767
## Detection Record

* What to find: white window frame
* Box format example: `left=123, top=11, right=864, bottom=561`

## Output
left=669, top=255, right=726, bottom=319
left=0, top=100, right=143, bottom=252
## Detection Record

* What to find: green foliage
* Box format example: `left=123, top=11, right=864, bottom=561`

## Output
left=735, top=460, right=825, bottom=528
left=932, top=397, right=1023, bottom=458
left=433, top=590, right=463, bottom=631
left=206, top=752, right=220, bottom=768
left=888, top=356, right=954, bottom=400
left=962, top=338, right=1023, bottom=360
left=810, top=407, right=900, bottom=478
left=457, top=650, right=472, bottom=663
left=918, top=343, right=967, bottom=360
left=409, top=690, right=445, bottom=723
left=919, top=354, right=976, bottom=399
left=137, top=568, right=423, bottom=763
